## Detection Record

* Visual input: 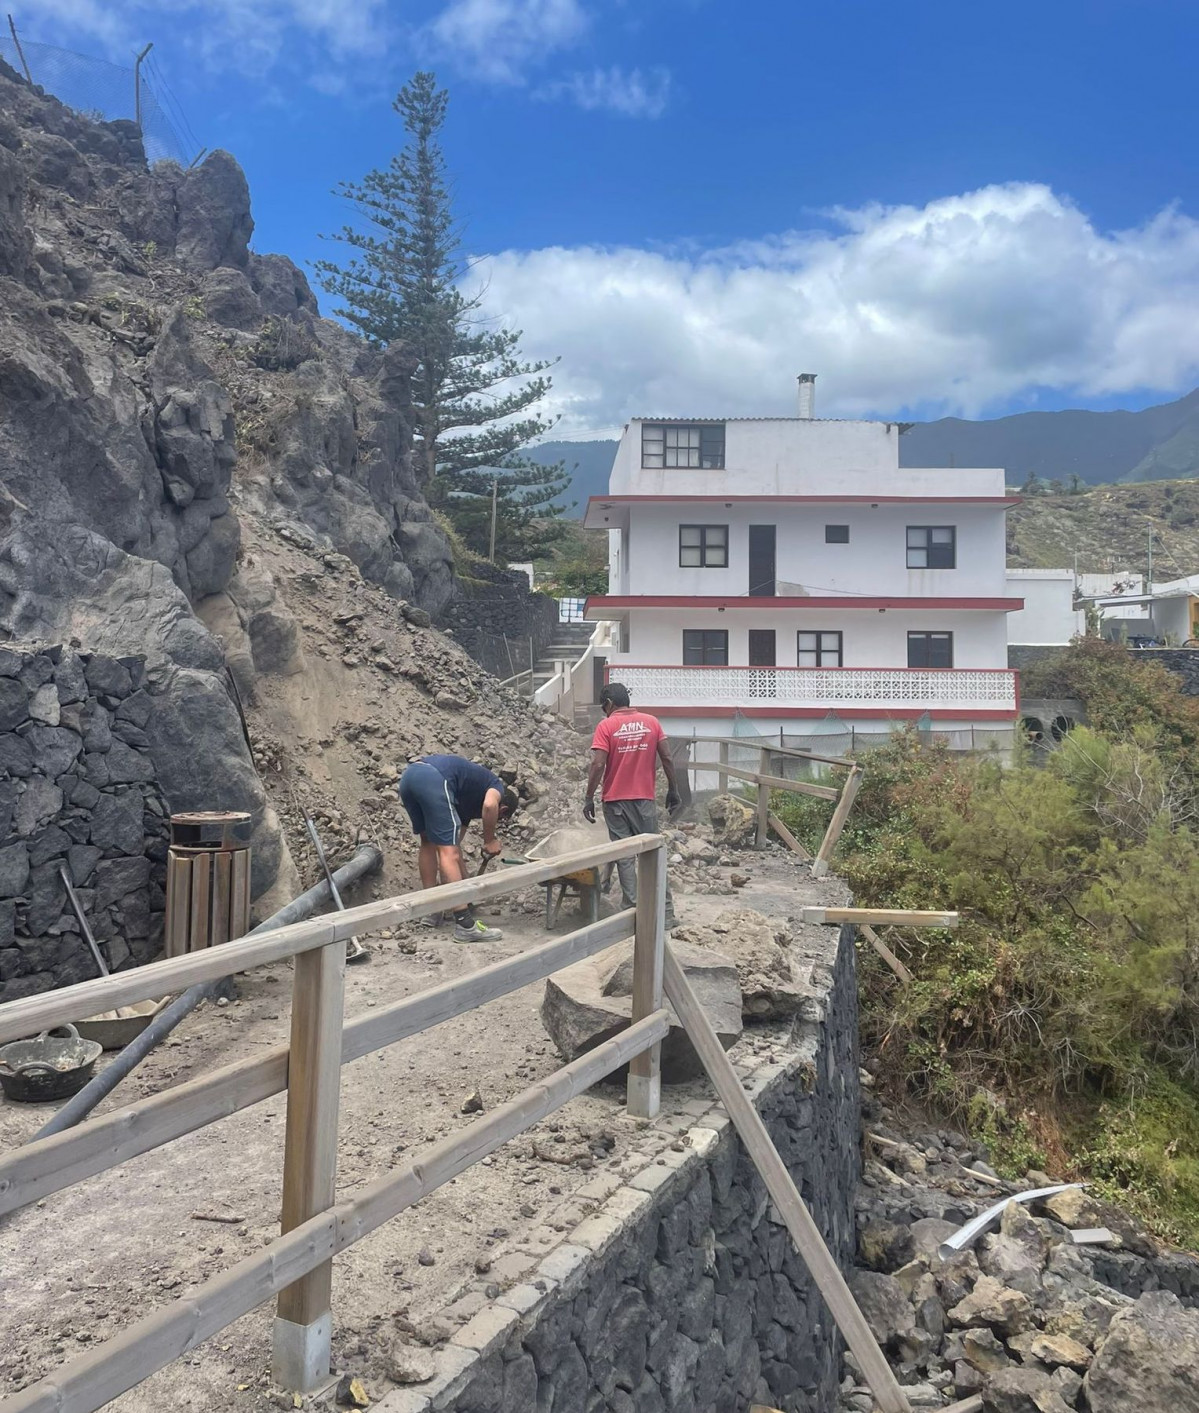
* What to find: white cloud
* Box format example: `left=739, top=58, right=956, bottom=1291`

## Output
left=425, top=0, right=588, bottom=83
left=466, top=183, right=1199, bottom=435
left=537, top=64, right=671, bottom=117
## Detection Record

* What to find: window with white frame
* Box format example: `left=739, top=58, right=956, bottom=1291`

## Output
left=678, top=524, right=728, bottom=567
left=642, top=423, right=725, bottom=469
left=797, top=631, right=843, bottom=667
left=907, top=632, right=953, bottom=668
left=906, top=525, right=956, bottom=568
left=682, top=629, right=728, bottom=665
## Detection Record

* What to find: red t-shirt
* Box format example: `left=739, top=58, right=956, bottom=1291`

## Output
left=591, top=709, right=665, bottom=801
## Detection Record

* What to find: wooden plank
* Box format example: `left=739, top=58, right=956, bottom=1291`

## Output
left=719, top=761, right=840, bottom=801
left=0, top=834, right=665, bottom=1044
left=627, top=844, right=666, bottom=1119
left=211, top=852, right=232, bottom=947
left=275, top=937, right=346, bottom=1341
left=942, top=1400, right=983, bottom=1413
left=187, top=850, right=211, bottom=954
left=811, top=765, right=863, bottom=878
left=802, top=907, right=958, bottom=929
left=0, top=1013, right=671, bottom=1413
left=690, top=735, right=856, bottom=770
left=755, top=748, right=771, bottom=850
left=768, top=812, right=810, bottom=861
left=859, top=923, right=914, bottom=983
left=230, top=848, right=251, bottom=939
left=164, top=854, right=190, bottom=959
left=661, top=945, right=912, bottom=1413
left=0, top=912, right=637, bottom=1219
left=717, top=739, right=729, bottom=793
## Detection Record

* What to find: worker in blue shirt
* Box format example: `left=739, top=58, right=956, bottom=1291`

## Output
left=398, top=753, right=519, bottom=941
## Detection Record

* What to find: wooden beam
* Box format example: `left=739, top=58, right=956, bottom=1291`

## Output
left=859, top=923, right=914, bottom=984
left=0, top=834, right=664, bottom=1044
left=802, top=907, right=958, bottom=929
left=719, top=761, right=840, bottom=801
left=690, top=735, right=856, bottom=770
left=942, top=1399, right=982, bottom=1413
left=0, top=912, right=636, bottom=1218
left=755, top=747, right=771, bottom=849
left=717, top=739, right=729, bottom=793
left=661, top=945, right=911, bottom=1413
left=627, top=845, right=666, bottom=1119
left=273, top=935, right=345, bottom=1386
left=810, top=766, right=863, bottom=878
left=768, top=812, right=810, bottom=860
left=0, top=1013, right=671, bottom=1413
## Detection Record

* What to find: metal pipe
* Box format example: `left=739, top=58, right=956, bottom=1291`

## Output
left=936, top=1182, right=1081, bottom=1261
left=34, top=844, right=383, bottom=1139
left=133, top=42, right=152, bottom=131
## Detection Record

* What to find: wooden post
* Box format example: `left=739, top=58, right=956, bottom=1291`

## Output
left=626, top=841, right=666, bottom=1119
left=717, top=739, right=729, bottom=793
left=661, top=944, right=912, bottom=1413
left=272, top=937, right=346, bottom=1391
left=859, top=923, right=914, bottom=983
left=811, top=765, right=863, bottom=878
left=755, top=746, right=770, bottom=849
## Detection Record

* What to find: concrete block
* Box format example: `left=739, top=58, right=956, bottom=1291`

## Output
left=450, top=1303, right=520, bottom=1355
left=536, top=1242, right=591, bottom=1289
left=497, top=1280, right=557, bottom=1315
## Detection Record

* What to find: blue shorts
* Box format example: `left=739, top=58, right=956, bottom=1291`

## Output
left=399, top=761, right=461, bottom=846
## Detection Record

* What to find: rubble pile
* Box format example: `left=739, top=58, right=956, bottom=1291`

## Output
left=835, top=1082, right=1199, bottom=1413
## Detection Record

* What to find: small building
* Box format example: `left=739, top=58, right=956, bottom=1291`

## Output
left=583, top=378, right=1023, bottom=752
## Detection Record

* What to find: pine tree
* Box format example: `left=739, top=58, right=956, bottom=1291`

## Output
left=314, top=72, right=569, bottom=560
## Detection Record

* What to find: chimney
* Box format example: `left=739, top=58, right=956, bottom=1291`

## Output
left=796, top=373, right=816, bottom=419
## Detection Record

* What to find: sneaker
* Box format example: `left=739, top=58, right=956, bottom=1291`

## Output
left=418, top=912, right=445, bottom=929
left=453, top=917, right=504, bottom=943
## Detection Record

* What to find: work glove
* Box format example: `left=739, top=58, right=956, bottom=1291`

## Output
left=582, top=795, right=597, bottom=824
left=665, top=788, right=682, bottom=815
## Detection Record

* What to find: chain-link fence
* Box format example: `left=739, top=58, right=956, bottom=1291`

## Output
left=0, top=34, right=201, bottom=166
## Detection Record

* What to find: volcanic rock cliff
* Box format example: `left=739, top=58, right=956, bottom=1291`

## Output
left=0, top=58, right=535, bottom=907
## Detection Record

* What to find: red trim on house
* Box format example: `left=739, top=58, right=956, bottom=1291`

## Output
left=586, top=494, right=1020, bottom=508
left=585, top=595, right=1024, bottom=612
left=614, top=663, right=1016, bottom=676
left=645, top=707, right=1019, bottom=721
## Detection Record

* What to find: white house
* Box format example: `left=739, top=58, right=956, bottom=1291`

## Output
left=583, top=378, right=1023, bottom=749
left=1005, top=569, right=1086, bottom=648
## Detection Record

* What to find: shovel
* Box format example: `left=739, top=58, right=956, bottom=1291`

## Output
left=304, top=816, right=369, bottom=964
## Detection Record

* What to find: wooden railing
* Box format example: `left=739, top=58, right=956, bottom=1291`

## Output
left=0, top=831, right=921, bottom=1413
left=680, top=734, right=863, bottom=877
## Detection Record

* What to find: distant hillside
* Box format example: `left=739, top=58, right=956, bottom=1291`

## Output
left=527, top=440, right=617, bottom=510
left=900, top=388, right=1199, bottom=485
left=1007, top=479, right=1199, bottom=574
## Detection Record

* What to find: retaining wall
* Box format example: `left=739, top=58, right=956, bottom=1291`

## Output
left=380, top=924, right=860, bottom=1413
left=0, top=643, right=169, bottom=1001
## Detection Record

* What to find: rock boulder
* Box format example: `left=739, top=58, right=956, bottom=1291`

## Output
left=541, top=938, right=742, bottom=1083
left=1084, top=1291, right=1199, bottom=1413
left=673, top=908, right=808, bottom=1019
left=706, top=794, right=756, bottom=847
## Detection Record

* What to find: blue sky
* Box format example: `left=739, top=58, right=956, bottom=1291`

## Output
left=19, top=0, right=1199, bottom=434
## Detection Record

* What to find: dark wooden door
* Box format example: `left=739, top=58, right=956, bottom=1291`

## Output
left=748, top=629, right=776, bottom=666
left=748, top=525, right=776, bottom=596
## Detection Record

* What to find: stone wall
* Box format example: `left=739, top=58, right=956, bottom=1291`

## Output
left=441, top=566, right=561, bottom=682
left=1129, top=648, right=1199, bottom=695
left=381, top=925, right=860, bottom=1413
left=0, top=644, right=168, bottom=1002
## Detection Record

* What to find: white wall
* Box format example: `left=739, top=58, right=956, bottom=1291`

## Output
left=606, top=418, right=1006, bottom=499
left=611, top=607, right=1010, bottom=670
left=1005, top=570, right=1085, bottom=645
left=622, top=502, right=1009, bottom=599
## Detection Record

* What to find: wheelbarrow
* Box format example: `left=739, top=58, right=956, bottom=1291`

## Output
left=526, top=828, right=608, bottom=930
left=0, top=1024, right=103, bottom=1103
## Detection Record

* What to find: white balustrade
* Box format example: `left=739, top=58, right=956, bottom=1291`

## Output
left=615, top=666, right=1017, bottom=713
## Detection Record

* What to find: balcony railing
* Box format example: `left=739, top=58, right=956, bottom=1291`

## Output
left=613, top=664, right=1018, bottom=714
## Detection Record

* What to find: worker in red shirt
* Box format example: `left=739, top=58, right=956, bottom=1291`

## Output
left=583, top=682, right=680, bottom=923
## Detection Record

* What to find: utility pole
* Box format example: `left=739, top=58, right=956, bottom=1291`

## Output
left=1147, top=529, right=1154, bottom=593
left=488, top=476, right=498, bottom=562
left=133, top=42, right=153, bottom=131
left=6, top=14, right=32, bottom=84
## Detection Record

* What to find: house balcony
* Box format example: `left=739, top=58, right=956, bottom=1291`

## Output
left=609, top=665, right=1019, bottom=718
